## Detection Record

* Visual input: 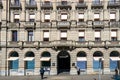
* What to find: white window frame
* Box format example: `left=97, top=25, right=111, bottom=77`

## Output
left=61, top=13, right=68, bottom=20
left=14, top=14, right=20, bottom=19
left=61, top=31, right=67, bottom=38
left=45, top=13, right=50, bottom=20
left=44, top=31, right=49, bottom=38
left=94, top=13, right=100, bottom=19
left=95, top=31, right=101, bottom=38
left=110, top=13, right=116, bottom=20
left=78, top=13, right=84, bottom=19
left=111, top=30, right=117, bottom=37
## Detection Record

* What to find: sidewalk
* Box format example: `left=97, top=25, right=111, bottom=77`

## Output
left=0, top=74, right=114, bottom=80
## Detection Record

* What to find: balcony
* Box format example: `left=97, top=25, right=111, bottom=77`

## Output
left=109, top=21, right=120, bottom=27
left=40, top=41, right=52, bottom=47
left=76, top=2, right=87, bottom=9
left=57, top=2, right=72, bottom=10
left=77, top=22, right=87, bottom=27
left=23, top=41, right=39, bottom=47
left=75, top=41, right=88, bottom=47
left=8, top=22, right=20, bottom=29
left=0, top=1, right=2, bottom=8
left=89, top=41, right=105, bottom=48
left=52, top=40, right=74, bottom=47
left=57, top=21, right=70, bottom=29
left=24, top=22, right=36, bottom=29
left=25, top=1, right=37, bottom=9
left=105, top=41, right=120, bottom=47
left=41, top=22, right=52, bottom=28
left=92, top=21, right=104, bottom=28
left=10, top=2, right=21, bottom=9
left=107, top=1, right=120, bottom=8
left=41, top=2, right=53, bottom=10
left=91, top=1, right=103, bottom=9
left=8, top=41, right=23, bottom=48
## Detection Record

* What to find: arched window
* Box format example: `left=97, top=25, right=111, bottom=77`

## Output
left=93, top=51, right=103, bottom=71
left=25, top=51, right=34, bottom=57
left=24, top=51, right=35, bottom=70
left=41, top=52, right=51, bottom=57
left=40, top=52, right=51, bottom=69
left=110, top=51, right=120, bottom=71
left=8, top=51, right=19, bottom=69
left=77, top=51, right=87, bottom=71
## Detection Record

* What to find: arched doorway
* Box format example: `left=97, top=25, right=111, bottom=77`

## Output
left=57, top=51, right=70, bottom=74
left=8, top=51, right=19, bottom=76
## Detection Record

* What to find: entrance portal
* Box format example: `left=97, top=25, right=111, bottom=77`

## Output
left=57, top=51, right=70, bottom=74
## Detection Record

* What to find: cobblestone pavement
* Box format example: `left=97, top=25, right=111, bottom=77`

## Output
left=0, top=74, right=114, bottom=80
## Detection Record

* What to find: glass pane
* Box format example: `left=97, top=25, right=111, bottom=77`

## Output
left=12, top=31, right=17, bottom=41
left=77, top=61, right=86, bottom=69
left=93, top=60, right=99, bottom=70
left=110, top=59, right=117, bottom=70
left=42, top=61, right=51, bottom=67
left=26, top=60, right=35, bottom=69
left=11, top=59, right=19, bottom=69
left=15, top=0, right=19, bottom=5
left=28, top=31, right=33, bottom=41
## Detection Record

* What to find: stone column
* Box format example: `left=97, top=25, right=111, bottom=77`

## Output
left=34, top=51, right=40, bottom=75
left=70, top=51, right=77, bottom=75
left=18, top=51, right=24, bottom=76
left=87, top=51, right=93, bottom=74
left=50, top=51, right=57, bottom=75
left=103, top=50, right=110, bottom=74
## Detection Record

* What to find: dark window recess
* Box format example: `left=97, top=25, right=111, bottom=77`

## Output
left=44, top=19, right=50, bottom=22
left=94, top=19, right=99, bottom=21
left=15, top=0, right=20, bottom=5
left=110, top=19, right=116, bottom=21
left=14, top=19, right=19, bottom=23
left=44, top=1, right=50, bottom=5
left=111, top=37, right=117, bottom=41
left=29, top=19, right=35, bottom=22
left=12, top=31, right=17, bottom=41
left=79, top=19, right=84, bottom=22
left=29, top=0, right=35, bottom=5
left=79, top=37, right=85, bottom=42
left=61, top=38, right=67, bottom=40
left=95, top=38, right=101, bottom=41
left=61, top=1, right=67, bottom=5
left=43, top=38, right=49, bottom=41
left=79, top=0, right=84, bottom=3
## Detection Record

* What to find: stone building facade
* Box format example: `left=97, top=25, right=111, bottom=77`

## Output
left=0, top=0, right=120, bottom=76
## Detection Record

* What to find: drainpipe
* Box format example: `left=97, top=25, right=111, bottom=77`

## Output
left=5, top=0, right=8, bottom=76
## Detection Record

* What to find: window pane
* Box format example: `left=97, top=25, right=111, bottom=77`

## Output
left=12, top=31, right=17, bottom=41
left=110, top=59, right=117, bottom=70
left=93, top=60, right=99, bottom=70
left=79, top=37, right=85, bottom=42
left=28, top=31, right=33, bottom=41
left=26, top=60, right=35, bottom=69
left=10, top=60, right=19, bottom=69
left=77, top=61, right=86, bottom=70
left=42, top=61, right=51, bottom=67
